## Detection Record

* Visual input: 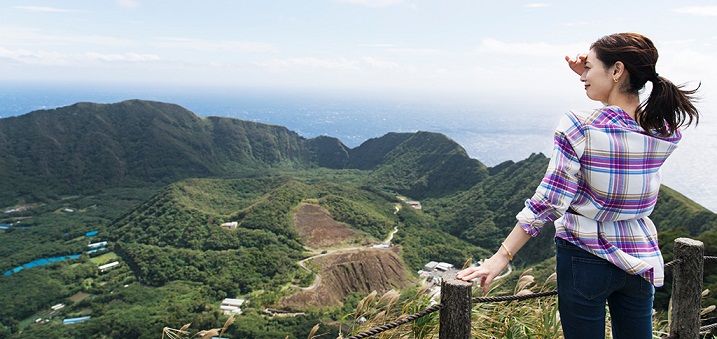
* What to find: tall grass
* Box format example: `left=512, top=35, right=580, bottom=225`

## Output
left=339, top=269, right=717, bottom=339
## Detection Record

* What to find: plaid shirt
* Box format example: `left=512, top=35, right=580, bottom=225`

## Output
left=517, top=106, right=681, bottom=286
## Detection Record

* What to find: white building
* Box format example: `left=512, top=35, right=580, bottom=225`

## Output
left=98, top=261, right=120, bottom=272
left=423, top=261, right=439, bottom=272
left=220, top=298, right=245, bottom=315
left=88, top=241, right=108, bottom=249
left=220, top=222, right=238, bottom=229
left=435, top=262, right=454, bottom=271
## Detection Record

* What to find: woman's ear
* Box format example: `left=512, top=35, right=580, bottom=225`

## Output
left=612, top=61, right=625, bottom=79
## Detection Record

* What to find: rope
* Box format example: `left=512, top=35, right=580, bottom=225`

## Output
left=700, top=321, right=717, bottom=332
left=664, top=259, right=681, bottom=269
left=345, top=303, right=444, bottom=339
left=472, top=290, right=557, bottom=304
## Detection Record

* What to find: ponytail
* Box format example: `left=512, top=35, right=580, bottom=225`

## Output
left=639, top=77, right=700, bottom=137
left=591, top=33, right=701, bottom=137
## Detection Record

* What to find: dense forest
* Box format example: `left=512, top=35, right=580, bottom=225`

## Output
left=1, top=100, right=715, bottom=338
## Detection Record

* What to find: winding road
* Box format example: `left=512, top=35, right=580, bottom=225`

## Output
left=295, top=226, right=399, bottom=291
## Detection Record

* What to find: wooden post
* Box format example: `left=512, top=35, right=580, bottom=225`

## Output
left=670, top=237, right=704, bottom=339
left=439, top=272, right=472, bottom=339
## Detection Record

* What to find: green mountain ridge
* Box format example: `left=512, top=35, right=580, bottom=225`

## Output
left=0, top=100, right=483, bottom=206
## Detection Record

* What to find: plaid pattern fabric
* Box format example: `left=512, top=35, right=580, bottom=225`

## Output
left=516, top=106, right=680, bottom=286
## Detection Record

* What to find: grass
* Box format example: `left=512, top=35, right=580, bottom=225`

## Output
left=336, top=268, right=717, bottom=339
left=90, top=252, right=118, bottom=265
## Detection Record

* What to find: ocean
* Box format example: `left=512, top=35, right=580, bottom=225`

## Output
left=1, top=84, right=715, bottom=213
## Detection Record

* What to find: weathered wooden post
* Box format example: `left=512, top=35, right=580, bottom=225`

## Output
left=670, top=237, right=704, bottom=339
left=439, top=273, right=472, bottom=339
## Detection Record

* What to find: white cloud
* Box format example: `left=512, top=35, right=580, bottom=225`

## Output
left=524, top=3, right=550, bottom=8
left=361, top=56, right=401, bottom=70
left=674, top=6, right=717, bottom=17
left=117, top=0, right=140, bottom=9
left=154, top=37, right=276, bottom=53
left=475, top=38, right=585, bottom=57
left=14, top=6, right=79, bottom=13
left=84, top=52, right=160, bottom=63
left=260, top=57, right=361, bottom=72
left=334, top=0, right=404, bottom=8
left=0, top=47, right=159, bottom=65
left=257, top=56, right=411, bottom=74
left=0, top=28, right=135, bottom=48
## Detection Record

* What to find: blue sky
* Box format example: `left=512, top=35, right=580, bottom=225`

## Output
left=1, top=0, right=716, bottom=211
left=1, top=0, right=716, bottom=110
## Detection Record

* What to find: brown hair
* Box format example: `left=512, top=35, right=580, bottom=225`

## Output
left=591, top=32, right=700, bottom=136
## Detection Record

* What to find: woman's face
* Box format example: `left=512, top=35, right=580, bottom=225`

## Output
left=581, top=49, right=616, bottom=103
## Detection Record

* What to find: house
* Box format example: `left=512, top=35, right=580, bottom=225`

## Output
left=407, top=201, right=422, bottom=209
left=435, top=262, right=454, bottom=271
left=423, top=261, right=439, bottom=272
left=88, top=241, right=108, bottom=249
left=85, top=230, right=99, bottom=237
left=220, top=222, right=238, bottom=229
left=98, top=261, right=120, bottom=272
left=51, top=303, right=65, bottom=311
left=220, top=298, right=245, bottom=315
left=63, top=316, right=91, bottom=325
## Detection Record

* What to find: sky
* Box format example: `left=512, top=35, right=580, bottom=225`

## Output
left=1, top=0, right=716, bottom=109
left=1, top=0, right=716, bottom=211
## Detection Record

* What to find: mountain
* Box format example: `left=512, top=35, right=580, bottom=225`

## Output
left=2, top=99, right=716, bottom=338
left=355, top=132, right=489, bottom=199
left=0, top=100, right=483, bottom=206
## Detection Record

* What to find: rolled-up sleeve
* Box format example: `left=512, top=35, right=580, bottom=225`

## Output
left=518, top=112, right=585, bottom=236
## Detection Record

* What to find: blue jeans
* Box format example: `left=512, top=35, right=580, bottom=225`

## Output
left=555, top=237, right=654, bottom=339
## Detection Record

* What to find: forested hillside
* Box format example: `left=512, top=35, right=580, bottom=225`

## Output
left=1, top=100, right=715, bottom=338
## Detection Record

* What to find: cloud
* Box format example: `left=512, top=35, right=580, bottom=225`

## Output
left=674, top=6, right=717, bottom=17
left=259, top=57, right=361, bottom=72
left=83, top=52, right=160, bottom=63
left=0, top=47, right=159, bottom=65
left=117, top=0, right=140, bottom=9
left=0, top=27, right=135, bottom=48
left=14, top=6, right=79, bottom=13
left=257, top=56, right=406, bottom=74
left=475, top=38, right=585, bottom=57
left=154, top=37, right=276, bottom=53
left=334, top=0, right=404, bottom=8
left=524, top=3, right=550, bottom=8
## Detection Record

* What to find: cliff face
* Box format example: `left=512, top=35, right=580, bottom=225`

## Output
left=279, top=247, right=413, bottom=310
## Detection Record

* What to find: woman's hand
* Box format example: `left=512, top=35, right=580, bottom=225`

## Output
left=456, top=251, right=511, bottom=296
left=565, top=54, right=586, bottom=75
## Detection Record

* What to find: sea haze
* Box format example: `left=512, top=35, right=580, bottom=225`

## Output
left=1, top=84, right=714, bottom=213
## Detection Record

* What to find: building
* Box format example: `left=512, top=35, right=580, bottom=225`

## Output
left=423, top=261, right=439, bottom=272
left=220, top=222, right=238, bottom=229
left=220, top=298, right=245, bottom=315
left=63, top=316, right=91, bottom=325
left=88, top=241, right=108, bottom=249
left=435, top=262, right=454, bottom=271
left=407, top=201, right=422, bottom=209
left=98, top=261, right=120, bottom=272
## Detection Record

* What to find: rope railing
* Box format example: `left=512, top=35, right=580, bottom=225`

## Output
left=344, top=238, right=713, bottom=339
left=345, top=303, right=444, bottom=339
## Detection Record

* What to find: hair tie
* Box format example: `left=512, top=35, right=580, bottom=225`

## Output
left=650, top=72, right=660, bottom=82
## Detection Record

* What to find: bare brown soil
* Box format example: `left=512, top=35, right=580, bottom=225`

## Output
left=278, top=247, right=413, bottom=310
left=293, top=203, right=364, bottom=249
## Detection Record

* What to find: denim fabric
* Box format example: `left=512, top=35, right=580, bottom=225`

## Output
left=555, top=237, right=654, bottom=339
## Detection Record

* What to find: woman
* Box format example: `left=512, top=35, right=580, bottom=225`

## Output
left=456, top=32, right=700, bottom=338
